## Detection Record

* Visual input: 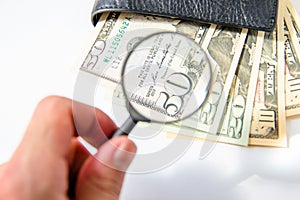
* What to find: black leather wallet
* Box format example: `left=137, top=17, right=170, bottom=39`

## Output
left=91, top=0, right=278, bottom=31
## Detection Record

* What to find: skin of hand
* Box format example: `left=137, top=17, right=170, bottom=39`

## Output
left=0, top=96, right=137, bottom=200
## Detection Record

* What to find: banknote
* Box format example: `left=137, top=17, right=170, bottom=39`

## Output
left=282, top=6, right=300, bottom=116
left=217, top=30, right=264, bottom=145
left=79, top=12, right=213, bottom=83
left=249, top=8, right=287, bottom=147
left=86, top=12, right=216, bottom=125
left=166, top=30, right=264, bottom=146
left=178, top=26, right=248, bottom=134
left=285, top=0, right=300, bottom=44
left=92, top=20, right=249, bottom=144
left=283, top=5, right=300, bottom=60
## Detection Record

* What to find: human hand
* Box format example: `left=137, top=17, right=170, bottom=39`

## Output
left=0, top=96, right=136, bottom=200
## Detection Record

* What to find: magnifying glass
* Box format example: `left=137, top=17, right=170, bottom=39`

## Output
left=109, top=32, right=212, bottom=138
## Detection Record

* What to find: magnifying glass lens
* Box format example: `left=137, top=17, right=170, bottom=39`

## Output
left=122, top=32, right=211, bottom=123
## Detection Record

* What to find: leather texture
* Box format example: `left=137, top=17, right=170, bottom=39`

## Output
left=91, top=0, right=278, bottom=31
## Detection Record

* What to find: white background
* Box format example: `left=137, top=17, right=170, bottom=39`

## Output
left=0, top=0, right=300, bottom=199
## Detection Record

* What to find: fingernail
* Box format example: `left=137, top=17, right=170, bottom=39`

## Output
left=95, top=138, right=136, bottom=171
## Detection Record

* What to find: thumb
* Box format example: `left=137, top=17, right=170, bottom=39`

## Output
left=76, top=136, right=136, bottom=200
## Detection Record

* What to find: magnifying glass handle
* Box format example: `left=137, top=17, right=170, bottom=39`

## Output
left=110, top=117, right=137, bottom=138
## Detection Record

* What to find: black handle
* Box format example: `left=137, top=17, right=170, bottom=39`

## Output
left=110, top=117, right=137, bottom=138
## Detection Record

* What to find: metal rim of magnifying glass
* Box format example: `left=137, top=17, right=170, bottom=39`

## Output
left=120, top=31, right=212, bottom=124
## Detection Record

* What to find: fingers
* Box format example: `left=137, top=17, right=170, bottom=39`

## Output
left=17, top=96, right=75, bottom=158
left=14, top=95, right=117, bottom=162
left=76, top=136, right=136, bottom=200
left=0, top=96, right=78, bottom=199
left=72, top=99, right=117, bottom=148
left=3, top=96, right=118, bottom=199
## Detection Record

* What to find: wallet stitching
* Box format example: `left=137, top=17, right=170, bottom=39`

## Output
left=95, top=2, right=277, bottom=30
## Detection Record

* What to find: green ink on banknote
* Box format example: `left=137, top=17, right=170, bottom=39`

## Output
left=104, top=17, right=132, bottom=63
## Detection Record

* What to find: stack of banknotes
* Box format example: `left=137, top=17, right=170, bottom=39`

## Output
left=78, top=0, right=300, bottom=147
